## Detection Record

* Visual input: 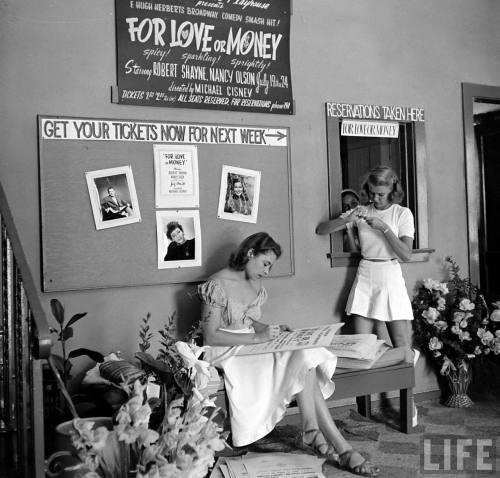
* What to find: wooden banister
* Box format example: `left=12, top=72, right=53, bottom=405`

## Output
left=0, top=179, right=52, bottom=478
left=0, top=180, right=51, bottom=358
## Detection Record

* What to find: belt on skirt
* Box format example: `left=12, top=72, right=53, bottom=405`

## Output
left=363, top=257, right=398, bottom=262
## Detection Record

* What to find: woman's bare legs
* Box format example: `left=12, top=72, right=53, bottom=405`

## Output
left=386, top=320, right=418, bottom=426
left=296, top=368, right=352, bottom=454
left=351, top=314, right=375, bottom=334
left=296, top=368, right=381, bottom=476
left=385, top=320, right=411, bottom=349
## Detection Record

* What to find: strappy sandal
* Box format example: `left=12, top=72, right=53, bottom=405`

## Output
left=338, top=449, right=380, bottom=477
left=299, top=429, right=338, bottom=463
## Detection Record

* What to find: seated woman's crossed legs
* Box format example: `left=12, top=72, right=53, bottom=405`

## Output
left=295, top=367, right=380, bottom=477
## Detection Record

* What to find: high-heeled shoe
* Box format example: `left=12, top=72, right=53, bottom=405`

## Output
left=338, top=449, right=381, bottom=477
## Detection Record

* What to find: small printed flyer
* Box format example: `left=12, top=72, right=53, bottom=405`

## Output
left=153, top=144, right=199, bottom=208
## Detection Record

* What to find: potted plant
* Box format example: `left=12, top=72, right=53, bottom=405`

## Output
left=412, top=257, right=500, bottom=407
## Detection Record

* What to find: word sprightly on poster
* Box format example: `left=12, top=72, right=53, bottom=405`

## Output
left=115, top=0, right=293, bottom=114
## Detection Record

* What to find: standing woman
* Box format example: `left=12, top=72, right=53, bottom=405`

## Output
left=316, top=166, right=417, bottom=408
left=198, top=232, right=379, bottom=477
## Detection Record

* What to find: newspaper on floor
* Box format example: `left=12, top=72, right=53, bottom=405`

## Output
left=233, top=323, right=344, bottom=356
left=210, top=452, right=326, bottom=478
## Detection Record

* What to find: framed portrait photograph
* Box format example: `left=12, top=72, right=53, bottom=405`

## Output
left=156, top=210, right=202, bottom=269
left=153, top=144, right=199, bottom=208
left=85, top=165, right=141, bottom=230
left=217, top=165, right=261, bottom=223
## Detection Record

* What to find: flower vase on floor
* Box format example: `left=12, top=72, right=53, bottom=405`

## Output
left=444, top=362, right=473, bottom=408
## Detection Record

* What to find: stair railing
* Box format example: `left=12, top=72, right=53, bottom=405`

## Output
left=0, top=179, right=52, bottom=478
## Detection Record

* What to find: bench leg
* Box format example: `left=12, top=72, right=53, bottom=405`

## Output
left=400, top=387, right=412, bottom=434
left=356, top=394, right=371, bottom=419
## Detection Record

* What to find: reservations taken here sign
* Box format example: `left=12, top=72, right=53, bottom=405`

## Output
left=115, top=0, right=293, bottom=114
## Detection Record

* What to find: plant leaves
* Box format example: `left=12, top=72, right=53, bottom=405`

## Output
left=49, top=353, right=65, bottom=372
left=61, top=327, right=74, bottom=341
left=135, top=352, right=170, bottom=372
left=50, top=298, right=65, bottom=324
left=68, top=348, right=104, bottom=362
left=66, top=312, right=88, bottom=328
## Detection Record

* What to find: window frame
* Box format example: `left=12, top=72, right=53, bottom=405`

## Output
left=325, top=106, right=434, bottom=267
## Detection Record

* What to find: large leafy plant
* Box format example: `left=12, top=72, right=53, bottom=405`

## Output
left=135, top=312, right=204, bottom=400
left=49, top=298, right=104, bottom=385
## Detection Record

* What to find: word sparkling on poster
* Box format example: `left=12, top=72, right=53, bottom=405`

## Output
left=115, top=0, right=293, bottom=114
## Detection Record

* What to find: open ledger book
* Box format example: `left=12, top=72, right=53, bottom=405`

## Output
left=234, top=323, right=344, bottom=356
left=336, top=340, right=390, bottom=369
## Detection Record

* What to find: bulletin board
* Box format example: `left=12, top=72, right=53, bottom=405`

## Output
left=38, top=115, right=293, bottom=292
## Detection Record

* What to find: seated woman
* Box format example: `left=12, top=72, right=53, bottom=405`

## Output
left=198, top=232, right=380, bottom=477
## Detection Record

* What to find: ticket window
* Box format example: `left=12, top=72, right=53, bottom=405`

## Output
left=325, top=111, right=433, bottom=267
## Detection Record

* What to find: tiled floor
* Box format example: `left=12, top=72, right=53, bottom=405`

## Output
left=223, top=393, right=500, bottom=477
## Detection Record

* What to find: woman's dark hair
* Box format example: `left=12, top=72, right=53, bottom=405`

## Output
left=229, top=232, right=282, bottom=270
left=360, top=165, right=405, bottom=204
left=166, top=221, right=183, bottom=240
left=341, top=188, right=360, bottom=202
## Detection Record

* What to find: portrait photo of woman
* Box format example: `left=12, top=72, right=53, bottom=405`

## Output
left=156, top=210, right=201, bottom=269
left=224, top=174, right=253, bottom=215
left=218, top=165, right=261, bottom=224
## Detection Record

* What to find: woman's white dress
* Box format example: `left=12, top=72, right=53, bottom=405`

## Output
left=198, top=280, right=338, bottom=447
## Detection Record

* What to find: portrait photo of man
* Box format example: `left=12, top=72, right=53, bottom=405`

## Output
left=100, top=185, right=132, bottom=221
left=86, top=166, right=141, bottom=230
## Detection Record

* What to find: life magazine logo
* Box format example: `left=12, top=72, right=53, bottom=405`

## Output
left=421, top=435, right=500, bottom=474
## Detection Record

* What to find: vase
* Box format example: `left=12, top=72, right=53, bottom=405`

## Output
left=45, top=417, right=113, bottom=478
left=443, top=363, right=473, bottom=408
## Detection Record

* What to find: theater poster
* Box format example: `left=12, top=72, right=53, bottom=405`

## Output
left=114, top=0, right=293, bottom=114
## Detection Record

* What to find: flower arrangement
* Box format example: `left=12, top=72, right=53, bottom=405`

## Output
left=412, top=257, right=500, bottom=377
left=63, top=313, right=227, bottom=478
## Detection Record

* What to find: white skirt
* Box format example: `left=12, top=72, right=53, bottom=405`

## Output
left=204, top=330, right=337, bottom=447
left=345, top=259, right=413, bottom=322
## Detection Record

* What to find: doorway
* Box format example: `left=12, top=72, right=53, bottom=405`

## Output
left=462, top=83, right=500, bottom=300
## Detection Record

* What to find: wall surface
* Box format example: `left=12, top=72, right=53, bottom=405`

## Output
left=2, top=0, right=500, bottom=394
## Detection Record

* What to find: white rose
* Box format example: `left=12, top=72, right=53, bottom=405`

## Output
left=434, top=320, right=448, bottom=332
left=428, top=337, right=443, bottom=351
left=422, top=307, right=440, bottom=324
left=459, top=298, right=475, bottom=311
left=437, top=297, right=446, bottom=311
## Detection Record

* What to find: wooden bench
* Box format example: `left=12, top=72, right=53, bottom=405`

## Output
left=213, top=347, right=415, bottom=434
left=333, top=358, right=415, bottom=433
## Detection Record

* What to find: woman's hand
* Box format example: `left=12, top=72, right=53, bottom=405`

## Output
left=254, top=324, right=280, bottom=342
left=364, top=216, right=387, bottom=231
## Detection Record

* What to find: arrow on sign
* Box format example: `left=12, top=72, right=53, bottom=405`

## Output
left=265, top=131, right=287, bottom=141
